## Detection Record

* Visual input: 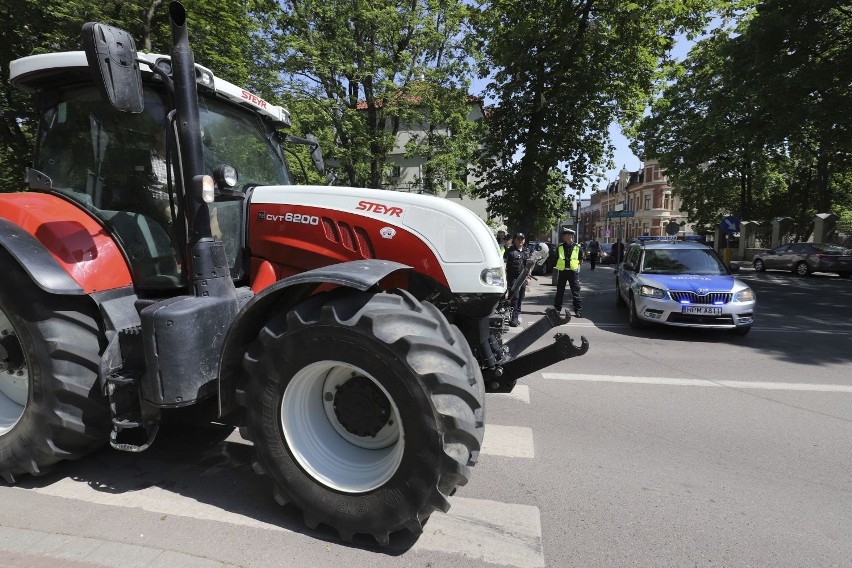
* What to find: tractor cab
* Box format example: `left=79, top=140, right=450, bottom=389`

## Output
left=11, top=52, right=293, bottom=293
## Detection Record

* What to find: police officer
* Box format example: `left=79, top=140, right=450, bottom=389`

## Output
left=554, top=228, right=583, bottom=318
left=504, top=232, right=530, bottom=327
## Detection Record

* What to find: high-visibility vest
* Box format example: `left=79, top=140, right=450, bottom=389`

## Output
left=556, top=243, right=580, bottom=271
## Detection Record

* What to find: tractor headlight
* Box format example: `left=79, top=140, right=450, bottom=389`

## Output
left=640, top=285, right=666, bottom=298
left=214, top=164, right=239, bottom=189
left=734, top=288, right=755, bottom=302
left=480, top=267, right=505, bottom=288
left=199, top=175, right=215, bottom=204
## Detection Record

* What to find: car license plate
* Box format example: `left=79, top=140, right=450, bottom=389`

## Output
left=681, top=306, right=722, bottom=316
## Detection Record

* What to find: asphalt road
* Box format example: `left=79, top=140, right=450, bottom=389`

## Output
left=1, top=264, right=850, bottom=567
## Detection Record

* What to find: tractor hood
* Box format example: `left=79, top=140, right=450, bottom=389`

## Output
left=248, top=185, right=506, bottom=295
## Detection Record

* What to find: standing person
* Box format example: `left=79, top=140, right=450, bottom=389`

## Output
left=587, top=237, right=601, bottom=270
left=504, top=232, right=530, bottom=327
left=612, top=238, right=625, bottom=265
left=553, top=228, right=583, bottom=318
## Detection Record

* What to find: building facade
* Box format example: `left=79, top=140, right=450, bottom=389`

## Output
left=370, top=97, right=490, bottom=221
left=584, top=159, right=693, bottom=243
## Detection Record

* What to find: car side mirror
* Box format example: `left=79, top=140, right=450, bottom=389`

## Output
left=532, top=242, right=549, bottom=264
left=622, top=261, right=635, bottom=272
left=729, top=264, right=740, bottom=274
left=82, top=22, right=144, bottom=113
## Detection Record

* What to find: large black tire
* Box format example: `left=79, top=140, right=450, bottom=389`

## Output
left=0, top=252, right=110, bottom=483
left=242, top=288, right=485, bottom=545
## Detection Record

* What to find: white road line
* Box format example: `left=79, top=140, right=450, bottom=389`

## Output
left=489, top=385, right=531, bottom=404
left=481, top=424, right=535, bottom=458
left=543, top=373, right=852, bottom=392
left=414, top=497, right=544, bottom=568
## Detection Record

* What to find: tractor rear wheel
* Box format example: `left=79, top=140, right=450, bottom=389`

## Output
left=242, top=288, right=484, bottom=545
left=0, top=251, right=110, bottom=483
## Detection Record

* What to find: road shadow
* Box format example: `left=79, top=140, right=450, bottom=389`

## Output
left=16, top=421, right=420, bottom=554
left=518, top=266, right=852, bottom=368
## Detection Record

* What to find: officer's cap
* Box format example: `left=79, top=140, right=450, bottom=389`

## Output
left=514, top=232, right=525, bottom=240
left=561, top=228, right=576, bottom=236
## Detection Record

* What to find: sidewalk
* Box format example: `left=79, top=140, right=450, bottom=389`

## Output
left=0, top=526, right=235, bottom=568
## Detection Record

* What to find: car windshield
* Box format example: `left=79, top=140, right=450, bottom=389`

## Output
left=601, top=243, right=612, bottom=252
left=641, top=248, right=727, bottom=275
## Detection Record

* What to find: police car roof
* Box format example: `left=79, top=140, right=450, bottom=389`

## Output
left=631, top=236, right=709, bottom=249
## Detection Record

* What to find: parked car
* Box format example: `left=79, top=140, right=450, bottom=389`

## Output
left=752, top=243, right=852, bottom=278
left=598, top=242, right=614, bottom=264
left=615, top=238, right=756, bottom=335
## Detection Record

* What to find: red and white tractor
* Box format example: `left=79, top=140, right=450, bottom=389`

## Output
left=0, top=2, right=587, bottom=544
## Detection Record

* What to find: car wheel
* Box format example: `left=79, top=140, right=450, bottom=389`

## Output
left=753, top=259, right=765, bottom=272
left=628, top=294, right=645, bottom=328
left=794, top=261, right=810, bottom=277
left=615, top=279, right=626, bottom=307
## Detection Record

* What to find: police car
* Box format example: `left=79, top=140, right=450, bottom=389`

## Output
left=615, top=237, right=756, bottom=335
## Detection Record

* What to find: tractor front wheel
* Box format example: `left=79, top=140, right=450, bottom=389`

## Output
left=242, top=288, right=484, bottom=545
left=0, top=251, right=110, bottom=483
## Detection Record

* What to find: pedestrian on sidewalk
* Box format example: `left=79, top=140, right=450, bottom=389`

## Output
left=587, top=237, right=601, bottom=270
left=553, top=228, right=583, bottom=318
left=504, top=232, right=530, bottom=327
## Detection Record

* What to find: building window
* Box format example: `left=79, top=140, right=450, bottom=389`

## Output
left=663, top=193, right=671, bottom=210
left=644, top=195, right=651, bottom=210
left=390, top=165, right=401, bottom=178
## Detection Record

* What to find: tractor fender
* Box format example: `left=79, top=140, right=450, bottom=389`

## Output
left=0, top=216, right=85, bottom=295
left=218, top=259, right=412, bottom=417
left=0, top=193, right=132, bottom=294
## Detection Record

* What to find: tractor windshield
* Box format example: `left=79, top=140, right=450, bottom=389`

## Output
left=34, top=85, right=290, bottom=290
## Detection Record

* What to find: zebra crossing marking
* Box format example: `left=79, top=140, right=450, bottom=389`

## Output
left=414, top=497, right=544, bottom=568
left=481, top=424, right=535, bottom=458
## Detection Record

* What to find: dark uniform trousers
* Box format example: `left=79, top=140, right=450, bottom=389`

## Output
left=554, top=268, right=582, bottom=313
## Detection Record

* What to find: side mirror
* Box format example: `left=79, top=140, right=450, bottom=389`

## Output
left=622, top=261, right=635, bottom=272
left=82, top=22, right=144, bottom=113
left=306, top=133, right=325, bottom=176
left=532, top=243, right=549, bottom=264
left=729, top=264, right=740, bottom=274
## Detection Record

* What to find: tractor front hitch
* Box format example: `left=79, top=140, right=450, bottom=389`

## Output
left=483, top=308, right=589, bottom=393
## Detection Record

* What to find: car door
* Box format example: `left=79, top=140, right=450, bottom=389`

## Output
left=618, top=245, right=642, bottom=299
left=763, top=244, right=789, bottom=270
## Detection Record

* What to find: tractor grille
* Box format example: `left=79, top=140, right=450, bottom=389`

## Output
left=322, top=217, right=375, bottom=259
left=669, top=291, right=732, bottom=305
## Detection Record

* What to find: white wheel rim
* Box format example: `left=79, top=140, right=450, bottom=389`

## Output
left=281, top=361, right=404, bottom=493
left=0, top=308, right=28, bottom=436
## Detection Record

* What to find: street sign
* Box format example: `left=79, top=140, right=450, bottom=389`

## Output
left=604, top=228, right=611, bottom=237
left=606, top=210, right=635, bottom=219
left=665, top=221, right=680, bottom=236
left=720, top=215, right=740, bottom=234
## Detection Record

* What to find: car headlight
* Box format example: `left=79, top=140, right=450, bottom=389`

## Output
left=734, top=288, right=755, bottom=302
left=639, top=285, right=666, bottom=298
left=480, top=267, right=506, bottom=288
